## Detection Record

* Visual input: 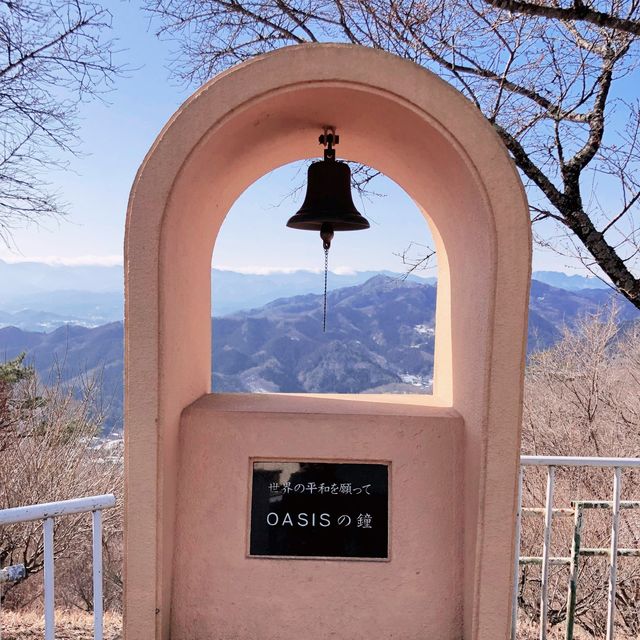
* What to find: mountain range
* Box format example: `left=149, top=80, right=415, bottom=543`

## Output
left=0, top=259, right=610, bottom=331
left=0, top=274, right=636, bottom=433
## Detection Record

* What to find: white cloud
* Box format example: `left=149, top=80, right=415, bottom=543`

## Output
left=331, top=266, right=358, bottom=275
left=213, top=265, right=321, bottom=275
left=213, top=264, right=364, bottom=276
left=0, top=254, right=123, bottom=266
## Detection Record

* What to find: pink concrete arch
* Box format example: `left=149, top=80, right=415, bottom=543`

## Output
left=125, top=44, right=530, bottom=639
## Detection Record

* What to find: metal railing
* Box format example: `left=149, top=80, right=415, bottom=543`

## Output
left=0, top=494, right=116, bottom=640
left=513, top=456, right=640, bottom=640
left=1, top=460, right=638, bottom=639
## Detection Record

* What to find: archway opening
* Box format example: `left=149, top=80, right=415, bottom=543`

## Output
left=211, top=160, right=439, bottom=395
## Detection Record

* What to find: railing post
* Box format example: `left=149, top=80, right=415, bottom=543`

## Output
left=43, top=517, right=55, bottom=640
left=511, top=465, right=524, bottom=640
left=540, top=466, right=556, bottom=640
left=606, top=467, right=622, bottom=640
left=0, top=495, right=116, bottom=640
left=564, top=504, right=583, bottom=640
left=92, top=510, right=104, bottom=640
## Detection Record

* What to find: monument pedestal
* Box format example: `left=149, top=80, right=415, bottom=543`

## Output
left=172, top=394, right=463, bottom=640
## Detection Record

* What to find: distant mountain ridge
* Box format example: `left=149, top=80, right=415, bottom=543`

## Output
left=0, top=275, right=636, bottom=433
left=0, top=322, right=124, bottom=432
left=0, top=260, right=612, bottom=330
left=533, top=270, right=609, bottom=291
left=0, top=261, right=435, bottom=328
left=0, top=260, right=123, bottom=296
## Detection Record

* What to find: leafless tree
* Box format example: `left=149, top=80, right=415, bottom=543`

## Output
left=519, top=309, right=640, bottom=636
left=0, top=355, right=122, bottom=608
left=0, top=0, right=121, bottom=245
left=144, top=0, right=640, bottom=307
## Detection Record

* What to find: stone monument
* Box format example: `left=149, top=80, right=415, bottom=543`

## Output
left=124, top=43, right=531, bottom=639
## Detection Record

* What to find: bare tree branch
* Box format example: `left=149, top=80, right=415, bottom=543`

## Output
left=0, top=0, right=122, bottom=245
left=484, top=0, right=640, bottom=36
left=144, top=0, right=640, bottom=307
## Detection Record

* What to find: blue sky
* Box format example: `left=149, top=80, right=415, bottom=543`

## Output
left=0, top=1, right=585, bottom=275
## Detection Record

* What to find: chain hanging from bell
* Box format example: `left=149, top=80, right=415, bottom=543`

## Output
left=286, top=129, right=370, bottom=331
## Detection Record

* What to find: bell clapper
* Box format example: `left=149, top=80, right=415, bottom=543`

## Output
left=320, top=221, right=334, bottom=251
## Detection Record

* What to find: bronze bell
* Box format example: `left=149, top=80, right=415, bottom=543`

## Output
left=286, top=132, right=369, bottom=250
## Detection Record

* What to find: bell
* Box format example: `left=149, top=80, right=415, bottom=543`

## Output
left=287, top=131, right=369, bottom=333
left=286, top=147, right=369, bottom=250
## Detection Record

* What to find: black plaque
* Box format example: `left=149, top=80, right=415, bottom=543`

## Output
left=249, top=461, right=389, bottom=559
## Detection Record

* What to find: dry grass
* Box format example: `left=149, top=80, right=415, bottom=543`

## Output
left=517, top=621, right=587, bottom=639
left=0, top=610, right=602, bottom=640
left=0, top=610, right=122, bottom=639
left=515, top=617, right=633, bottom=639
left=0, top=611, right=604, bottom=639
